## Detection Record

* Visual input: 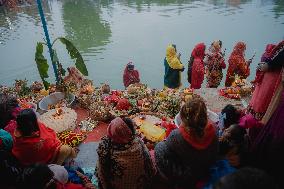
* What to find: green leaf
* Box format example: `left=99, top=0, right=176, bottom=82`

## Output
left=58, top=37, right=88, bottom=76
left=43, top=79, right=50, bottom=90
left=35, top=42, right=49, bottom=79
left=35, top=42, right=50, bottom=89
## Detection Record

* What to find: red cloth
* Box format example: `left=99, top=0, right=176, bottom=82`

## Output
left=123, top=63, right=140, bottom=88
left=239, top=114, right=263, bottom=129
left=253, top=44, right=276, bottom=84
left=116, top=98, right=131, bottom=110
left=12, top=122, right=61, bottom=166
left=57, top=182, right=86, bottom=189
left=225, top=42, right=250, bottom=87
left=179, top=123, right=216, bottom=150
left=191, top=43, right=206, bottom=89
left=249, top=70, right=281, bottom=119
left=161, top=121, right=177, bottom=137
left=4, top=120, right=17, bottom=136
left=107, top=117, right=132, bottom=144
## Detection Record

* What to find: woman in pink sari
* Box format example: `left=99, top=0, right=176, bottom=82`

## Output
left=188, top=43, right=206, bottom=89
left=248, top=41, right=284, bottom=121
left=250, top=41, right=284, bottom=187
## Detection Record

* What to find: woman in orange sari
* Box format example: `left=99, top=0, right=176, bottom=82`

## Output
left=188, top=43, right=206, bottom=89
left=225, top=42, right=251, bottom=87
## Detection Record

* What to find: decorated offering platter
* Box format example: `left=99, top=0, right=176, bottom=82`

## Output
left=219, top=75, right=252, bottom=100
left=39, top=107, right=77, bottom=133
left=131, top=113, right=176, bottom=149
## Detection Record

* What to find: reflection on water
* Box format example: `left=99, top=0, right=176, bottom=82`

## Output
left=0, top=0, right=284, bottom=89
left=273, top=0, right=284, bottom=18
left=62, top=0, right=111, bottom=53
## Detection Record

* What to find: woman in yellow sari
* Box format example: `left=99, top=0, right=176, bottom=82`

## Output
left=164, top=44, right=184, bottom=89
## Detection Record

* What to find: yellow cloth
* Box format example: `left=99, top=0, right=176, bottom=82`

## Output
left=166, top=45, right=184, bottom=70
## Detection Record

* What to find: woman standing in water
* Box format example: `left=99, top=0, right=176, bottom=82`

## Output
left=225, top=42, right=251, bottom=87
left=164, top=44, right=184, bottom=89
left=188, top=43, right=206, bottom=89
left=205, top=40, right=226, bottom=88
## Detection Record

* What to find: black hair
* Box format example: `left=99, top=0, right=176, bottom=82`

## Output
left=214, top=167, right=277, bottom=189
left=16, top=109, right=39, bottom=136
left=221, top=104, right=241, bottom=129
left=121, top=117, right=136, bottom=135
left=21, top=164, right=56, bottom=189
left=172, top=44, right=177, bottom=51
left=0, top=93, right=18, bottom=129
left=219, top=124, right=247, bottom=156
left=219, top=40, right=223, bottom=48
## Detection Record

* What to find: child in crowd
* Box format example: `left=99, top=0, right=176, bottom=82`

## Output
left=219, top=124, right=249, bottom=167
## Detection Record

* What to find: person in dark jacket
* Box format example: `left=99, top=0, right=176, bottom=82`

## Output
left=154, top=95, right=218, bottom=188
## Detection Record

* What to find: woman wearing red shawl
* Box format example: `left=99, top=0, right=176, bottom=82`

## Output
left=188, top=43, right=206, bottom=89
left=96, top=117, right=155, bottom=189
left=123, top=62, right=140, bottom=88
left=225, top=42, right=251, bottom=87
left=205, top=40, right=226, bottom=88
left=154, top=95, right=218, bottom=188
left=248, top=43, right=282, bottom=121
left=12, top=109, right=77, bottom=166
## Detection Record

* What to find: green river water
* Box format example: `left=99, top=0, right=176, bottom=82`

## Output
left=0, top=0, right=284, bottom=89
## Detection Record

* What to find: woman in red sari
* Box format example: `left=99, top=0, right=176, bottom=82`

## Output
left=205, top=40, right=226, bottom=88
left=123, top=62, right=140, bottom=88
left=12, top=109, right=77, bottom=166
left=247, top=43, right=281, bottom=120
left=225, top=42, right=251, bottom=87
left=188, top=43, right=206, bottom=89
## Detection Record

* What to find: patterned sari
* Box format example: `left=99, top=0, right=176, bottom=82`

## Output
left=205, top=41, right=226, bottom=88
left=96, top=117, right=155, bottom=189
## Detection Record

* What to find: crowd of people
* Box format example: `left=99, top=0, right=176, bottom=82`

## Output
left=124, top=40, right=255, bottom=90
left=163, top=40, right=254, bottom=90
left=0, top=40, right=283, bottom=189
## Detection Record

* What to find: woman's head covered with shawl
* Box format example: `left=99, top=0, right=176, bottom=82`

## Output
left=166, top=44, right=177, bottom=60
left=232, top=42, right=246, bottom=56
left=125, top=61, right=134, bottom=72
left=191, top=43, right=206, bottom=59
left=211, top=40, right=222, bottom=52
left=107, top=117, right=135, bottom=144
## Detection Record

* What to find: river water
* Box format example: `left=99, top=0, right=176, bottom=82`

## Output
left=0, top=0, right=284, bottom=89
